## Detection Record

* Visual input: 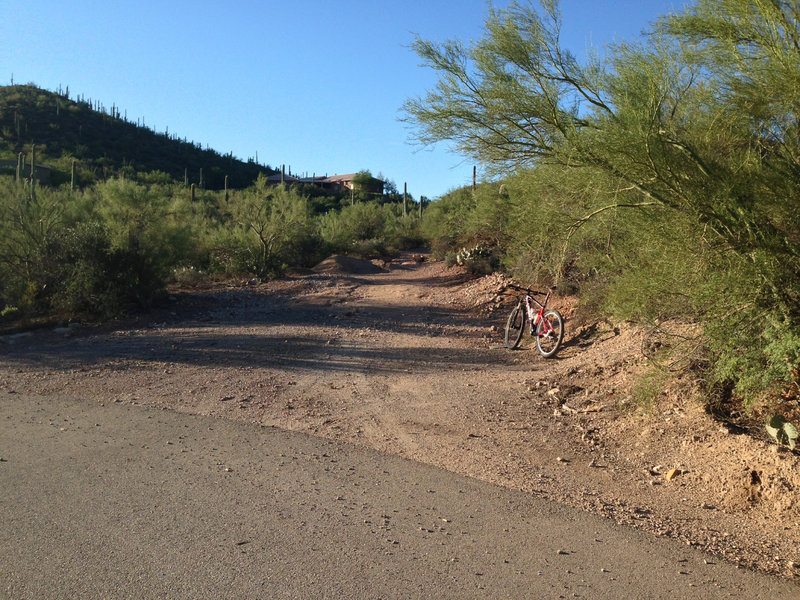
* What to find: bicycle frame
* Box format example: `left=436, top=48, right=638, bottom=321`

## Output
left=514, top=286, right=555, bottom=337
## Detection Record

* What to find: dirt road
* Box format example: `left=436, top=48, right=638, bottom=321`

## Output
left=1, top=253, right=799, bottom=582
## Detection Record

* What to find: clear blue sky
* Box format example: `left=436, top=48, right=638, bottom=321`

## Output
left=3, top=1, right=679, bottom=199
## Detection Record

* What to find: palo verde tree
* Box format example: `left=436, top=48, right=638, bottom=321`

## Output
left=350, top=170, right=384, bottom=202
left=404, top=0, right=800, bottom=403
left=227, top=175, right=320, bottom=278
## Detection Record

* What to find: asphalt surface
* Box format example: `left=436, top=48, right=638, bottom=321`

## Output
left=1, top=392, right=797, bottom=599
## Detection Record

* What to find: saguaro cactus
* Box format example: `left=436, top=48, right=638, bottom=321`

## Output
left=30, top=144, right=36, bottom=200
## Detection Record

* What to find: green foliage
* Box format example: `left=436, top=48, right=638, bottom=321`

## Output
left=91, top=177, right=194, bottom=283
left=0, top=177, right=67, bottom=313
left=320, top=201, right=422, bottom=257
left=44, top=222, right=164, bottom=316
left=408, top=0, right=800, bottom=410
left=0, top=305, right=19, bottom=320
left=0, top=177, right=168, bottom=317
left=766, top=414, right=799, bottom=450
left=420, top=183, right=512, bottom=259
left=350, top=170, right=384, bottom=199
left=225, top=184, right=321, bottom=278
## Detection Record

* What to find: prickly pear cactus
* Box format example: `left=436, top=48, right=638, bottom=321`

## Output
left=766, top=414, right=798, bottom=450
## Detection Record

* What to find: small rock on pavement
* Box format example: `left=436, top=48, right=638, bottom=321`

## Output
left=665, top=468, right=681, bottom=481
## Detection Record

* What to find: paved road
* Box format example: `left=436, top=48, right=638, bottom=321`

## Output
left=1, top=393, right=797, bottom=599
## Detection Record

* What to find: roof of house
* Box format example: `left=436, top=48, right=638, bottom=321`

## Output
left=324, top=173, right=384, bottom=183
left=266, top=173, right=299, bottom=182
left=324, top=173, right=358, bottom=182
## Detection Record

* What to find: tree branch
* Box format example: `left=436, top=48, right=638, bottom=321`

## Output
left=568, top=201, right=660, bottom=232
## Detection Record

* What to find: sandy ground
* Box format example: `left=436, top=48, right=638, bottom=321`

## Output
left=1, top=253, right=799, bottom=582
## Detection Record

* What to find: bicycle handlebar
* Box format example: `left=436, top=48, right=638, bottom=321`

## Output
left=506, top=283, right=556, bottom=295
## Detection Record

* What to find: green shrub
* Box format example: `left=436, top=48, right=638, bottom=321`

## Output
left=47, top=222, right=164, bottom=315
left=224, top=184, right=320, bottom=278
left=420, top=183, right=511, bottom=259
left=319, top=200, right=421, bottom=256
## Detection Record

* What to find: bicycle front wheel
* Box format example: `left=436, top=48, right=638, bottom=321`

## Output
left=536, top=309, right=564, bottom=358
left=504, top=303, right=526, bottom=349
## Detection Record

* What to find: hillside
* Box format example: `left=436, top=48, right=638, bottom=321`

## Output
left=0, top=84, right=275, bottom=189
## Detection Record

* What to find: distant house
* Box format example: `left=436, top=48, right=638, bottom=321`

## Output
left=268, top=171, right=384, bottom=195
left=321, top=173, right=384, bottom=194
left=0, top=159, right=52, bottom=185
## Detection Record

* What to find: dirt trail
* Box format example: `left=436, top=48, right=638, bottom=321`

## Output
left=1, top=253, right=799, bottom=581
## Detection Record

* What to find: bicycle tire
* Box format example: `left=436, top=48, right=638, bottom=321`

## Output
left=504, top=303, right=526, bottom=349
left=536, top=309, right=564, bottom=358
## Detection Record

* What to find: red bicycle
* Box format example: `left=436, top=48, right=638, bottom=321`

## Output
left=504, top=285, right=564, bottom=358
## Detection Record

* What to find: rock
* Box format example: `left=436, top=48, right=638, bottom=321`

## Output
left=665, top=468, right=681, bottom=481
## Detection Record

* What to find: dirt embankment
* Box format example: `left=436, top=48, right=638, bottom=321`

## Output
left=1, top=253, right=798, bottom=581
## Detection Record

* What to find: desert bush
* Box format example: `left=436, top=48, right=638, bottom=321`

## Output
left=319, top=200, right=421, bottom=256
left=0, top=178, right=69, bottom=315
left=46, top=222, right=166, bottom=315
left=0, top=177, right=170, bottom=318
left=419, top=187, right=475, bottom=257
left=421, top=183, right=512, bottom=261
left=91, top=177, right=194, bottom=282
left=224, top=181, right=321, bottom=278
left=320, top=201, right=387, bottom=251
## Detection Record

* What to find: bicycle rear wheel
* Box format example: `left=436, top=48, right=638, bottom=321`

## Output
left=504, top=303, right=526, bottom=349
left=536, top=309, right=564, bottom=358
